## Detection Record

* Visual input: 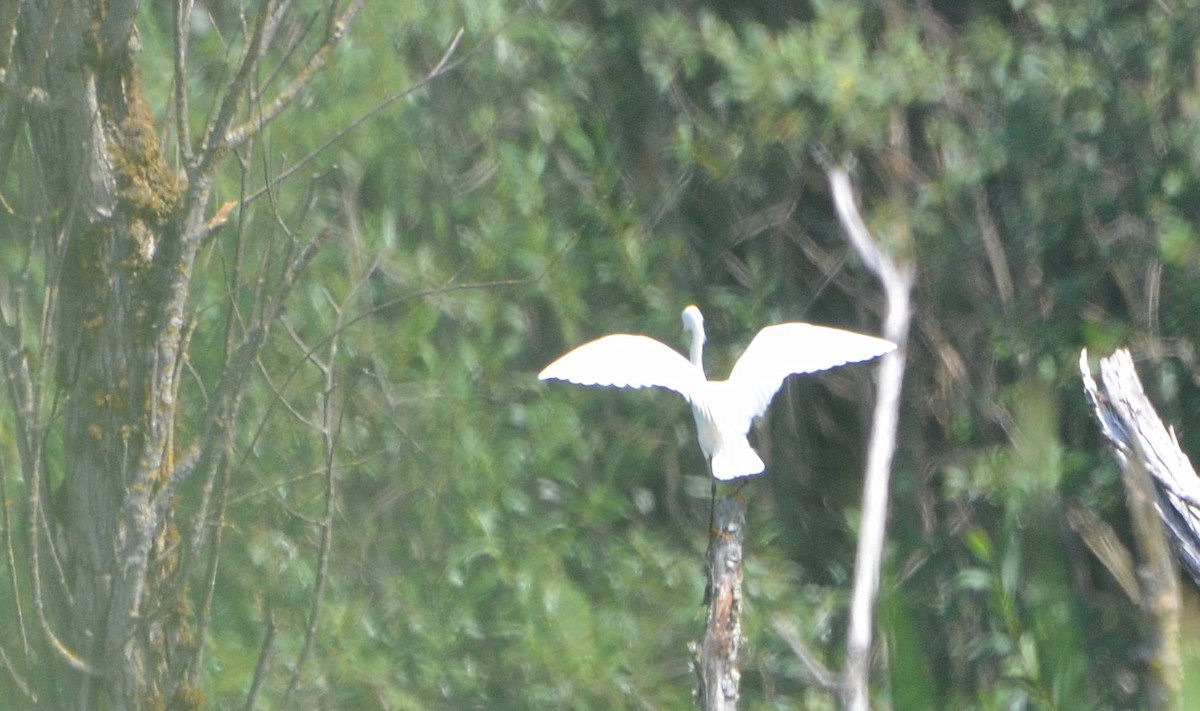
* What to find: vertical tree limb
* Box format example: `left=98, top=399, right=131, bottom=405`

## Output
left=824, top=163, right=915, bottom=711
left=695, top=494, right=746, bottom=711
left=1079, top=349, right=1184, bottom=710
left=243, top=610, right=277, bottom=711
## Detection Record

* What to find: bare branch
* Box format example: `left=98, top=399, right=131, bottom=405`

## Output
left=225, top=0, right=370, bottom=152
left=770, top=616, right=841, bottom=693
left=186, top=440, right=232, bottom=684
left=1065, top=503, right=1139, bottom=603
left=3, top=307, right=93, bottom=677
left=1080, top=349, right=1184, bottom=709
left=252, top=10, right=320, bottom=105
left=0, top=0, right=22, bottom=68
left=822, top=161, right=915, bottom=711
left=972, top=186, right=1013, bottom=305
left=173, top=0, right=195, bottom=163
left=0, top=459, right=28, bottom=659
left=240, top=27, right=465, bottom=209
left=27, top=479, right=94, bottom=676
left=244, top=609, right=277, bottom=711
left=195, top=0, right=279, bottom=176
left=168, top=226, right=333, bottom=498
left=0, top=70, right=56, bottom=107
left=693, top=495, right=746, bottom=711
left=282, top=294, right=343, bottom=702
left=0, top=637, right=36, bottom=704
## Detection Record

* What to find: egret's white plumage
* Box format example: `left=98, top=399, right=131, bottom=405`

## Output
left=538, top=305, right=895, bottom=480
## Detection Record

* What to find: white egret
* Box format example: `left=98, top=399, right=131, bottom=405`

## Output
left=539, top=305, right=895, bottom=480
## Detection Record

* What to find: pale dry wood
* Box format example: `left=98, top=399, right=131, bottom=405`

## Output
left=825, top=161, right=915, bottom=711
left=1080, top=348, right=1184, bottom=711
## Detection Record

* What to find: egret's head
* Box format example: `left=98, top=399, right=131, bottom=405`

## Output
left=681, top=305, right=704, bottom=336
left=681, top=305, right=706, bottom=369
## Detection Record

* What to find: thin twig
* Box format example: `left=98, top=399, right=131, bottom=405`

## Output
left=239, top=26, right=465, bottom=208
left=166, top=225, right=332, bottom=499
left=3, top=312, right=95, bottom=677
left=173, top=0, right=194, bottom=162
left=253, top=9, right=319, bottom=104
left=770, top=615, right=841, bottom=693
left=243, top=609, right=277, bottom=711
left=201, top=271, right=530, bottom=504
left=282, top=303, right=343, bottom=702
left=0, top=428, right=28, bottom=660
left=225, top=0, right=370, bottom=151
left=1065, top=503, right=1139, bottom=603
left=195, top=0, right=278, bottom=177
left=186, top=439, right=232, bottom=684
left=26, top=471, right=95, bottom=676
left=972, top=186, right=1013, bottom=305
left=0, top=637, right=35, bottom=704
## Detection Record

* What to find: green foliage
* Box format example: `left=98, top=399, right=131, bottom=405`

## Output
left=198, top=0, right=1200, bottom=706
left=6, top=0, right=1200, bottom=707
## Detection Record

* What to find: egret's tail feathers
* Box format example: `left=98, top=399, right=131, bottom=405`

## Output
left=711, top=441, right=765, bottom=481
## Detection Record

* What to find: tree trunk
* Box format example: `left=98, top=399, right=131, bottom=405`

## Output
left=0, top=0, right=368, bottom=707
left=16, top=2, right=194, bottom=707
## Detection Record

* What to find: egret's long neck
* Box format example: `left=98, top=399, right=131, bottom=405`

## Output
left=689, top=322, right=706, bottom=375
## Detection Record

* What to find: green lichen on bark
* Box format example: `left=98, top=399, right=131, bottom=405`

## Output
left=101, top=58, right=182, bottom=270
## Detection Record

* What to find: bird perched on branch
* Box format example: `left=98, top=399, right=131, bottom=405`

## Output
left=539, top=305, right=895, bottom=480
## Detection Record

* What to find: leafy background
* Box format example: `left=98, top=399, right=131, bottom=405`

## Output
left=18, top=0, right=1200, bottom=708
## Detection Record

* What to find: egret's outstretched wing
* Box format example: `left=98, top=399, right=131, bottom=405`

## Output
left=539, top=334, right=707, bottom=402
left=727, top=323, right=895, bottom=420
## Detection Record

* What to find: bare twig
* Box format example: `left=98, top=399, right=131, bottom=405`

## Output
left=1066, top=503, right=1139, bottom=603
left=823, top=161, right=914, bottom=711
left=244, top=609, right=277, bottom=711
left=3, top=308, right=95, bottom=678
left=186, top=437, right=232, bottom=684
left=240, top=27, right=466, bottom=208
left=972, top=186, right=1013, bottom=305
left=168, top=226, right=332, bottom=498
left=172, top=0, right=194, bottom=163
left=0, top=636, right=35, bottom=704
left=194, top=0, right=279, bottom=177
left=225, top=0, right=369, bottom=151
left=771, top=616, right=841, bottom=693
left=26, top=472, right=94, bottom=676
left=0, top=443, right=28, bottom=661
left=282, top=297, right=343, bottom=702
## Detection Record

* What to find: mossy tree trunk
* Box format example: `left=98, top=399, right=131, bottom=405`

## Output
left=16, top=2, right=192, bottom=708
left=1, top=1, right=366, bottom=707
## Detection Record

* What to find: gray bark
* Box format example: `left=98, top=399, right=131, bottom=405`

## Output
left=14, top=1, right=189, bottom=707
left=695, top=494, right=745, bottom=711
left=3, top=1, right=364, bottom=706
